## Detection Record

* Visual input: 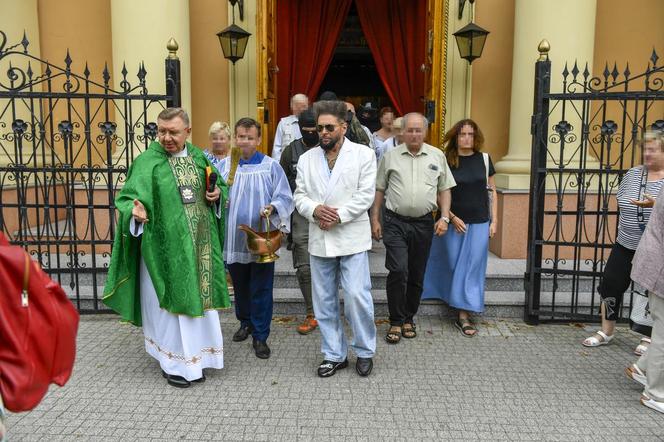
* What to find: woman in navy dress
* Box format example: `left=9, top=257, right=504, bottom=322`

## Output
left=422, top=119, right=497, bottom=336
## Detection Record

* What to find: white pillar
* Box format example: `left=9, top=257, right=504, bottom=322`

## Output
left=494, top=0, right=597, bottom=190
left=111, top=0, right=192, bottom=158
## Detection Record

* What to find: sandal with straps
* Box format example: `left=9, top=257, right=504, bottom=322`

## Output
left=385, top=325, right=401, bottom=344
left=455, top=320, right=477, bottom=337
left=582, top=330, right=614, bottom=347
left=402, top=323, right=417, bottom=339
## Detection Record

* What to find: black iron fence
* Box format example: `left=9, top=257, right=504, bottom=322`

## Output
left=525, top=43, right=664, bottom=323
left=0, top=30, right=180, bottom=312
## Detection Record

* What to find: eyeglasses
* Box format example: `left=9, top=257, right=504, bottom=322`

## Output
left=316, top=124, right=339, bottom=133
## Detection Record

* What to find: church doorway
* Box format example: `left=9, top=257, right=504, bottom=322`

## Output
left=257, top=0, right=448, bottom=152
left=318, top=3, right=394, bottom=130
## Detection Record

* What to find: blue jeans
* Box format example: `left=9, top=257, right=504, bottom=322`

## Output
left=310, top=252, right=376, bottom=361
left=227, top=262, right=275, bottom=341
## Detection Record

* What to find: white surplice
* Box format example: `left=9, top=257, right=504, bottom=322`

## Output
left=216, top=152, right=294, bottom=264
left=132, top=147, right=224, bottom=381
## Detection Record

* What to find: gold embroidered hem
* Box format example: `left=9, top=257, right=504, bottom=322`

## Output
left=145, top=336, right=224, bottom=366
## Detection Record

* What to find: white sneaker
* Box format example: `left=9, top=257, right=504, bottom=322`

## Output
left=625, top=364, right=647, bottom=387
left=641, top=393, right=664, bottom=414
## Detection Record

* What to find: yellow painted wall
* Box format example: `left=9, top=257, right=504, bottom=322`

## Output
left=38, top=0, right=114, bottom=166
left=0, top=0, right=42, bottom=166
left=593, top=0, right=664, bottom=166
left=189, top=0, right=231, bottom=148
left=111, top=0, right=192, bottom=135
left=470, top=0, right=515, bottom=163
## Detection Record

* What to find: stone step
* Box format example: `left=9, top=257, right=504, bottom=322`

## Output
left=60, top=271, right=594, bottom=293
left=68, top=284, right=597, bottom=319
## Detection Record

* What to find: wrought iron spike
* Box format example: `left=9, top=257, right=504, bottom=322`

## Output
left=602, top=62, right=610, bottom=79
left=64, top=49, right=72, bottom=68
left=21, top=30, right=29, bottom=53
left=571, top=60, right=579, bottom=79
left=45, top=64, right=51, bottom=76
left=624, top=62, right=631, bottom=79
left=611, top=62, right=619, bottom=82
left=26, top=62, right=33, bottom=79
left=83, top=62, right=90, bottom=78
left=651, top=48, right=659, bottom=66
left=562, top=62, right=569, bottom=78
left=582, top=63, right=590, bottom=79
left=103, top=62, right=110, bottom=84
left=121, top=62, right=128, bottom=78
left=137, top=62, right=147, bottom=81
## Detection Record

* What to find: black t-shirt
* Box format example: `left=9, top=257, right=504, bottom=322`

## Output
left=450, top=151, right=495, bottom=223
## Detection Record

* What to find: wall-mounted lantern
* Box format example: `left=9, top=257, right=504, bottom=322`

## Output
left=454, top=0, right=490, bottom=64
left=216, top=0, right=251, bottom=64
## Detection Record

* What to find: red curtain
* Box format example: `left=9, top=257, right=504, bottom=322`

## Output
left=355, top=0, right=427, bottom=115
left=276, top=0, right=353, bottom=119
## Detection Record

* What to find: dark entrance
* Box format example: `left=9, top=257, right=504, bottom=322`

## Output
left=319, top=2, right=394, bottom=120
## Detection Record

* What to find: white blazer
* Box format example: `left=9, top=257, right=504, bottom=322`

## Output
left=294, top=138, right=377, bottom=258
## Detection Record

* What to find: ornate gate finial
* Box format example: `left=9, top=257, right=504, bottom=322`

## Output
left=538, top=39, right=550, bottom=61
left=167, top=37, right=179, bottom=60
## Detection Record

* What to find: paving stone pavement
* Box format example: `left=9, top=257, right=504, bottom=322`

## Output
left=6, top=313, right=664, bottom=441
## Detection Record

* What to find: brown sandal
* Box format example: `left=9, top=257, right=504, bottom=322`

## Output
left=402, top=323, right=417, bottom=339
left=385, top=326, right=402, bottom=344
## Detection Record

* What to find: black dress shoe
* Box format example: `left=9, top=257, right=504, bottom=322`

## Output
left=252, top=339, right=271, bottom=359
left=192, top=374, right=206, bottom=383
left=356, top=357, right=373, bottom=377
left=232, top=325, right=252, bottom=342
left=161, top=370, right=191, bottom=388
left=317, top=359, right=348, bottom=378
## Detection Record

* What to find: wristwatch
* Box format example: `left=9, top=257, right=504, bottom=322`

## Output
left=441, top=216, right=450, bottom=224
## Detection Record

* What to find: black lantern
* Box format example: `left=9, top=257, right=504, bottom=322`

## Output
left=217, top=0, right=251, bottom=64
left=453, top=22, right=490, bottom=64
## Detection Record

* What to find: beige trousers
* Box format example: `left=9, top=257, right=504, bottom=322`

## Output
left=636, top=293, right=664, bottom=402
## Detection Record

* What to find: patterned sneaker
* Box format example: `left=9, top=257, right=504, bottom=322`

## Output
left=317, top=359, right=348, bottom=377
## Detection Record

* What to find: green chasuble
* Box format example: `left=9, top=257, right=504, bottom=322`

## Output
left=103, top=141, right=230, bottom=326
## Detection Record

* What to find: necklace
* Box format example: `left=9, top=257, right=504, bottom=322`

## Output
left=325, top=150, right=340, bottom=170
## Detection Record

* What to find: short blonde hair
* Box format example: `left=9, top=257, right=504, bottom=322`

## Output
left=208, top=121, right=231, bottom=139
left=392, top=117, right=403, bottom=131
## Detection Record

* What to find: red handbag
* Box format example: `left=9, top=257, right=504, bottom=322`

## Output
left=0, top=232, right=79, bottom=412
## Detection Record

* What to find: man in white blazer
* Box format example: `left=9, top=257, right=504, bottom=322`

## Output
left=293, top=100, right=377, bottom=378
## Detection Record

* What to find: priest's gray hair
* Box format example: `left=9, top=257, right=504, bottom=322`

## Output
left=158, top=107, right=190, bottom=127
left=314, top=100, right=347, bottom=123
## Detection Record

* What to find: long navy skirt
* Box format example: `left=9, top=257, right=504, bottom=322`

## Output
left=421, top=222, right=490, bottom=313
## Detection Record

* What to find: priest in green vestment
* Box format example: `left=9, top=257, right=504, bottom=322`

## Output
left=103, top=107, right=230, bottom=388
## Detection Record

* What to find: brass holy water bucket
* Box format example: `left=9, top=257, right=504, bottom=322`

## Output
left=238, top=210, right=281, bottom=263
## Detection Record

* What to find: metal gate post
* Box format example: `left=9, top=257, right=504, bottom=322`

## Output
left=524, top=40, right=552, bottom=325
left=165, top=37, right=181, bottom=108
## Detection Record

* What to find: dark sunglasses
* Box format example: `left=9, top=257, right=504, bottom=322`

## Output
left=316, top=124, right=339, bottom=133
